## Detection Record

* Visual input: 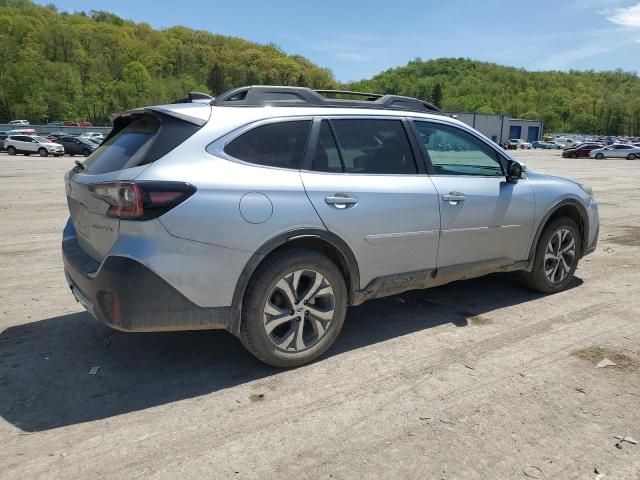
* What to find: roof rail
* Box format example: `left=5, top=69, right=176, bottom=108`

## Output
left=211, top=86, right=442, bottom=114
left=172, top=92, right=215, bottom=104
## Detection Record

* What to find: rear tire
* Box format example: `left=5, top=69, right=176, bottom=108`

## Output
left=520, top=217, right=581, bottom=294
left=82, top=149, right=90, bottom=157
left=595, top=153, right=604, bottom=159
left=7, top=146, right=16, bottom=155
left=38, top=148, right=48, bottom=157
left=240, top=248, right=347, bottom=368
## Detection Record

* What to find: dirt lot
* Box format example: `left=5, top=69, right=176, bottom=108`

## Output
left=1, top=149, right=639, bottom=479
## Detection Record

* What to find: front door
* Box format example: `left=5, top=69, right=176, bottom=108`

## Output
left=301, top=118, right=441, bottom=288
left=412, top=120, right=535, bottom=268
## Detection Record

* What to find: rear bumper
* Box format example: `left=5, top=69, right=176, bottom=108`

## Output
left=63, top=238, right=236, bottom=332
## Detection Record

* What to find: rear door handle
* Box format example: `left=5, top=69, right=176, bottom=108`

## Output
left=325, top=195, right=358, bottom=207
left=442, top=192, right=466, bottom=203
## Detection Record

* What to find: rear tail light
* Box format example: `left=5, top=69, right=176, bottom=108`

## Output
left=88, top=181, right=196, bottom=220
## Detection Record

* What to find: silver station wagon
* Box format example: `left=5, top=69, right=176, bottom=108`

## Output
left=62, top=86, right=599, bottom=367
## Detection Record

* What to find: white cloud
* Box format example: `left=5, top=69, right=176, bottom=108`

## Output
left=606, top=2, right=640, bottom=28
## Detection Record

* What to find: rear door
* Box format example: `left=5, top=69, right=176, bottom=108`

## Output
left=300, top=117, right=441, bottom=288
left=411, top=119, right=535, bottom=268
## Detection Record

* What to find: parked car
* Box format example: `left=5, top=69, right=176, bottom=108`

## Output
left=5, top=134, right=65, bottom=157
left=508, top=138, right=532, bottom=149
left=62, top=86, right=599, bottom=367
left=8, top=119, right=29, bottom=126
left=80, top=132, right=104, bottom=142
left=6, top=128, right=37, bottom=136
left=47, top=121, right=64, bottom=127
left=0, top=133, right=7, bottom=151
left=531, top=141, right=555, bottom=149
left=562, top=143, right=604, bottom=158
left=589, top=144, right=640, bottom=160
left=84, top=137, right=103, bottom=147
left=45, top=131, right=71, bottom=142
left=78, top=121, right=94, bottom=127
left=54, top=135, right=98, bottom=156
left=547, top=141, right=565, bottom=149
left=63, top=121, right=80, bottom=127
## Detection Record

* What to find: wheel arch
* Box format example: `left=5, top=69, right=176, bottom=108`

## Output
left=229, top=229, right=360, bottom=335
left=527, top=199, right=589, bottom=268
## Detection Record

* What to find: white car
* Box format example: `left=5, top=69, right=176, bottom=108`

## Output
left=4, top=135, right=65, bottom=157
left=508, top=138, right=532, bottom=149
left=589, top=144, right=640, bottom=160
left=80, top=132, right=105, bottom=141
left=8, top=119, right=30, bottom=126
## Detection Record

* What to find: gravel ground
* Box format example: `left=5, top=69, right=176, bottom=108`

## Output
left=0, top=149, right=638, bottom=480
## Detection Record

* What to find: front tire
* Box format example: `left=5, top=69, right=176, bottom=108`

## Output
left=38, top=148, right=48, bottom=157
left=240, top=248, right=348, bottom=368
left=627, top=153, right=636, bottom=160
left=595, top=153, right=604, bottom=159
left=82, top=149, right=91, bottom=157
left=520, top=217, right=581, bottom=294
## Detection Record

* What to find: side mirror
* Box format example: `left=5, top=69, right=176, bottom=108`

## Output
left=506, top=160, right=524, bottom=182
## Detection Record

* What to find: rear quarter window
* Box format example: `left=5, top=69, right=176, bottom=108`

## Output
left=223, top=120, right=311, bottom=169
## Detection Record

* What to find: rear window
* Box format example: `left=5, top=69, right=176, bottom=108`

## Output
left=82, top=113, right=201, bottom=175
left=224, top=120, right=311, bottom=169
left=83, top=116, right=159, bottom=174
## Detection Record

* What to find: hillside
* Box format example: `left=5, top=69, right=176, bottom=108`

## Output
left=348, top=58, right=640, bottom=135
left=0, top=0, right=336, bottom=124
left=1, top=2, right=639, bottom=134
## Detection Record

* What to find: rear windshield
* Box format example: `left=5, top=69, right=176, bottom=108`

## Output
left=83, top=116, right=160, bottom=175
left=82, top=113, right=201, bottom=175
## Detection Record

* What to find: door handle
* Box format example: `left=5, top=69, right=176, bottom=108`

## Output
left=442, top=192, right=466, bottom=203
left=325, top=195, right=358, bottom=207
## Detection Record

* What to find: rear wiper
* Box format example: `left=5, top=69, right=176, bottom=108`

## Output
left=74, top=160, right=85, bottom=171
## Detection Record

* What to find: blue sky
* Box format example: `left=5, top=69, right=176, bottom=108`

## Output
left=35, top=0, right=640, bottom=82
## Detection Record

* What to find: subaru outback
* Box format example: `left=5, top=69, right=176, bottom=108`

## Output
left=62, top=86, right=599, bottom=367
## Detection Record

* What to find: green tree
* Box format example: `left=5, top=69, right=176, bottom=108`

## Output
left=206, top=63, right=225, bottom=95
left=431, top=83, right=443, bottom=108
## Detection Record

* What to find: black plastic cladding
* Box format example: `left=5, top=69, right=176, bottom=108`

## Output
left=210, top=86, right=443, bottom=114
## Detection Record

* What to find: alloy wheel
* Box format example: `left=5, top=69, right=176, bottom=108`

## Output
left=263, top=269, right=335, bottom=352
left=544, top=228, right=576, bottom=284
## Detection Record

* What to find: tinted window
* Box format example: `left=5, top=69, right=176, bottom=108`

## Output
left=330, top=119, right=417, bottom=174
left=83, top=115, right=160, bottom=174
left=311, top=121, right=343, bottom=173
left=414, top=121, right=503, bottom=176
left=224, top=120, right=311, bottom=169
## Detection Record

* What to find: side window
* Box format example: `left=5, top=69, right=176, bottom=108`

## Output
left=330, top=119, right=417, bottom=174
left=311, top=121, right=343, bottom=173
left=224, top=120, right=311, bottom=169
left=413, top=121, right=504, bottom=176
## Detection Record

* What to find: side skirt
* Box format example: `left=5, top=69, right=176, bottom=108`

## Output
left=351, top=258, right=529, bottom=306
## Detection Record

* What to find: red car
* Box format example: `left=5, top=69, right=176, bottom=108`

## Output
left=63, top=121, right=79, bottom=127
left=562, top=143, right=603, bottom=158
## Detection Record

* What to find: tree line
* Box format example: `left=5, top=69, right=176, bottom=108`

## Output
left=348, top=57, right=640, bottom=135
left=0, top=0, right=336, bottom=125
left=1, top=1, right=639, bottom=135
